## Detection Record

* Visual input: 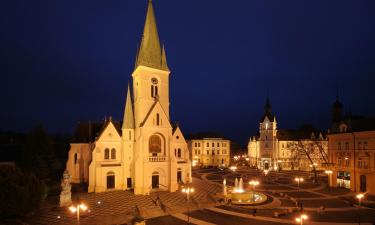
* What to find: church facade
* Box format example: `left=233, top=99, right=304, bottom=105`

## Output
left=66, top=0, right=191, bottom=195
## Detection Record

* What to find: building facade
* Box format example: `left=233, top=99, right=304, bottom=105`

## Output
left=66, top=0, right=191, bottom=195
left=327, top=98, right=375, bottom=194
left=248, top=98, right=328, bottom=171
left=188, top=137, right=230, bottom=167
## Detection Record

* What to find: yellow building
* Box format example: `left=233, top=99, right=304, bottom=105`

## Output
left=66, top=0, right=191, bottom=195
left=248, top=98, right=328, bottom=171
left=327, top=98, right=375, bottom=195
left=188, top=137, right=230, bottom=167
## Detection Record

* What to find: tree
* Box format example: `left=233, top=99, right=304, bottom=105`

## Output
left=0, top=165, right=45, bottom=218
left=289, top=140, right=327, bottom=183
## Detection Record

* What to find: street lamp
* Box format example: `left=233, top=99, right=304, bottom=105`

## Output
left=249, top=180, right=260, bottom=202
left=182, top=186, right=194, bottom=224
left=325, top=170, right=333, bottom=191
left=295, top=177, right=304, bottom=192
left=69, top=203, right=88, bottom=225
left=356, top=193, right=365, bottom=225
left=295, top=214, right=308, bottom=225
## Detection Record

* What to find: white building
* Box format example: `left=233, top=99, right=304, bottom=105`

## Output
left=248, top=98, right=328, bottom=171
left=188, top=137, right=230, bottom=167
left=66, top=0, right=191, bottom=195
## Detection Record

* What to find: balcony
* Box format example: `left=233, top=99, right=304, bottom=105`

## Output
left=149, top=156, right=166, bottom=162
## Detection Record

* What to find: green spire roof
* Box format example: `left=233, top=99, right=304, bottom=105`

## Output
left=122, top=84, right=135, bottom=129
left=135, top=0, right=169, bottom=71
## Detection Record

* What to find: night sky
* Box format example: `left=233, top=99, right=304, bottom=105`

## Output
left=1, top=0, right=375, bottom=145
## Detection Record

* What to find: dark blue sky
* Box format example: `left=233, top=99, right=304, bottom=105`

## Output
left=1, top=0, right=375, bottom=145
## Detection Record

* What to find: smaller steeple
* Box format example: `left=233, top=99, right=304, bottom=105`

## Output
left=261, top=96, right=274, bottom=122
left=122, top=84, right=135, bottom=129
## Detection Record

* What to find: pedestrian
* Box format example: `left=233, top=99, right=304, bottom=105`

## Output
left=253, top=208, right=257, bottom=216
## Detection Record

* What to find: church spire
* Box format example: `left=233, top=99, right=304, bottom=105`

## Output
left=122, top=84, right=135, bottom=129
left=135, top=0, right=169, bottom=71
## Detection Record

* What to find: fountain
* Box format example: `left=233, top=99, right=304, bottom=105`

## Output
left=225, top=177, right=267, bottom=206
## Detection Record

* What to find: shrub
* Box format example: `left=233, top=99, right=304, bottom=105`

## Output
left=0, top=165, right=45, bottom=218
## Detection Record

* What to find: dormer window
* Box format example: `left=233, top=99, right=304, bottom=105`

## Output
left=339, top=123, right=348, bottom=133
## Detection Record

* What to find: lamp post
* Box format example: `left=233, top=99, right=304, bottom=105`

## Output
left=325, top=170, right=333, bottom=192
left=295, top=214, right=308, bottom=225
left=249, top=180, right=259, bottom=202
left=295, top=177, right=304, bottom=192
left=182, top=186, right=194, bottom=224
left=356, top=193, right=364, bottom=225
left=69, top=203, right=88, bottom=225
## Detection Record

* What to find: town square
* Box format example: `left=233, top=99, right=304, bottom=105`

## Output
left=1, top=0, right=375, bottom=224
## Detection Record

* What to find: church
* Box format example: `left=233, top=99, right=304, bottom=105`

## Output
left=65, top=0, right=191, bottom=195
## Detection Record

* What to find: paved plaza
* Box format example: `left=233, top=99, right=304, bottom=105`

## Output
left=21, top=168, right=375, bottom=225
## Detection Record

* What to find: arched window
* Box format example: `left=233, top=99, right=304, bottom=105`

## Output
left=149, top=135, right=162, bottom=153
left=156, top=113, right=160, bottom=126
left=111, top=148, right=116, bottom=159
left=104, top=148, right=110, bottom=159
left=177, top=148, right=181, bottom=158
left=74, top=153, right=78, bottom=164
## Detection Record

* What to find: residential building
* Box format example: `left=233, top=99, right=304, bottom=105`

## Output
left=327, top=98, right=375, bottom=194
left=188, top=136, right=230, bottom=167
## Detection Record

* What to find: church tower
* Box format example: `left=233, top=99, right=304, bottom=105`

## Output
left=259, top=97, right=277, bottom=169
left=131, top=0, right=190, bottom=195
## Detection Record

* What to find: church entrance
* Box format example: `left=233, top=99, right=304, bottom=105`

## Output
left=177, top=170, right=182, bottom=183
left=107, top=172, right=115, bottom=189
left=152, top=172, right=159, bottom=189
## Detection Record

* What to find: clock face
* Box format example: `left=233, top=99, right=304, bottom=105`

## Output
left=151, top=78, right=158, bottom=85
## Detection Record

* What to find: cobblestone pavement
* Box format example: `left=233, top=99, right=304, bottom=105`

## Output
left=25, top=177, right=221, bottom=225
left=22, top=168, right=375, bottom=225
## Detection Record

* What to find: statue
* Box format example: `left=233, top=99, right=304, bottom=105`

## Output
left=59, top=170, right=72, bottom=207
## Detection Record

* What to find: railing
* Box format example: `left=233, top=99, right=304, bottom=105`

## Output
left=149, top=156, right=166, bottom=162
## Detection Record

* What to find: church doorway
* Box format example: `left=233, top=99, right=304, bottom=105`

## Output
left=152, top=172, right=159, bottom=189
left=107, top=172, right=115, bottom=189
left=177, top=169, right=182, bottom=183
left=264, top=161, right=269, bottom=170
left=360, top=175, right=366, bottom=192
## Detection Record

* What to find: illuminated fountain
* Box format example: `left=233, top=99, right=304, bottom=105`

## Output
left=224, top=178, right=267, bottom=205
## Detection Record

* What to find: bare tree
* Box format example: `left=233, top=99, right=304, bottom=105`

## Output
left=289, top=141, right=321, bottom=183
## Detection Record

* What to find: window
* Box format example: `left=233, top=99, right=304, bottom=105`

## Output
left=194, top=143, right=197, bottom=147
left=206, top=150, right=209, bottom=155
left=111, top=148, right=116, bottom=159
left=104, top=148, right=110, bottom=159
left=74, top=153, right=78, bottom=164
left=174, top=149, right=177, bottom=156
left=198, top=143, right=201, bottom=147
left=195, top=150, right=197, bottom=155
left=129, top=131, right=131, bottom=140
left=338, top=157, right=342, bottom=166
left=217, top=150, right=220, bottom=155
left=364, top=141, right=368, bottom=150
left=177, top=148, right=181, bottom=158
left=198, top=150, right=201, bottom=155
left=206, top=143, right=209, bottom=147
left=358, top=142, right=362, bottom=150
left=217, top=143, right=220, bottom=147
left=345, top=158, right=350, bottom=167
left=338, top=142, right=341, bottom=150
left=149, top=135, right=162, bottom=153
left=212, top=150, right=215, bottom=155
left=345, top=142, right=349, bottom=150
left=212, top=143, right=214, bottom=147
left=156, top=113, right=160, bottom=126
